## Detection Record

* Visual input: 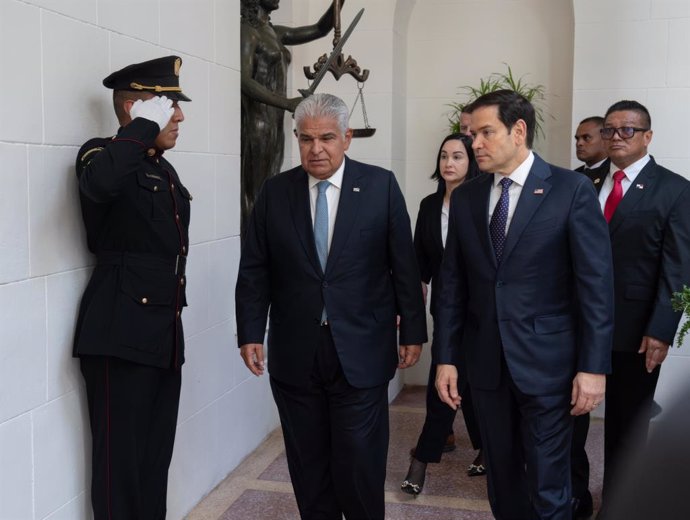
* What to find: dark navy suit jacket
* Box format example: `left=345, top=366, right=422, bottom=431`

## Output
left=587, top=157, right=690, bottom=351
left=236, top=156, right=428, bottom=388
left=435, top=154, right=614, bottom=395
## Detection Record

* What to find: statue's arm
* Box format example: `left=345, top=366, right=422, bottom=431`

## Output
left=241, top=25, right=302, bottom=112
left=276, top=0, right=344, bottom=45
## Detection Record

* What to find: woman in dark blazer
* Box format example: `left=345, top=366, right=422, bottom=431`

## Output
left=401, top=133, right=483, bottom=495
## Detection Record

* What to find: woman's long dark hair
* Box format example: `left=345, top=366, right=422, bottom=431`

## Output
left=430, top=133, right=481, bottom=184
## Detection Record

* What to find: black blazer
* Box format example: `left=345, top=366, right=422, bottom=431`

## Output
left=413, top=188, right=445, bottom=317
left=435, top=154, right=614, bottom=394
left=236, top=157, right=428, bottom=388
left=73, top=118, right=192, bottom=369
left=575, top=159, right=610, bottom=189
left=592, top=157, right=690, bottom=350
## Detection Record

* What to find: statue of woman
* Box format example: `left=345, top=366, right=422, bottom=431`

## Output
left=241, top=0, right=344, bottom=235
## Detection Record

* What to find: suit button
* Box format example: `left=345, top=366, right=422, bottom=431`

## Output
left=496, top=281, right=504, bottom=288
left=141, top=297, right=148, bottom=304
left=176, top=311, right=181, bottom=318
left=322, top=281, right=328, bottom=288
left=180, top=277, right=185, bottom=286
left=153, top=185, right=159, bottom=192
left=175, top=214, right=180, bottom=221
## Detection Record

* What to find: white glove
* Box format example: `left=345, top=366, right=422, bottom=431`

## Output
left=129, top=95, right=174, bottom=130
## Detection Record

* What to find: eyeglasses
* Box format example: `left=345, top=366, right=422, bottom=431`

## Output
left=600, top=126, right=649, bottom=140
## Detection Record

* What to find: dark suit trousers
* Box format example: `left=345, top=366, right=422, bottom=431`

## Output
left=80, top=355, right=181, bottom=520
left=571, top=413, right=591, bottom=502
left=602, top=351, right=661, bottom=500
left=270, top=326, right=389, bottom=520
left=414, top=364, right=482, bottom=463
left=472, top=359, right=572, bottom=520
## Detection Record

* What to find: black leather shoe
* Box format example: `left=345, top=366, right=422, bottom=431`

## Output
left=571, top=493, right=594, bottom=519
left=401, top=457, right=427, bottom=496
left=442, top=433, right=456, bottom=453
left=467, top=449, right=486, bottom=477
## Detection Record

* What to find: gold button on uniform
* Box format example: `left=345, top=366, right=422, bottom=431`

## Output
left=180, top=277, right=185, bottom=286
left=153, top=185, right=159, bottom=192
left=181, top=246, right=186, bottom=254
left=147, top=148, right=156, bottom=157
left=141, top=297, right=148, bottom=304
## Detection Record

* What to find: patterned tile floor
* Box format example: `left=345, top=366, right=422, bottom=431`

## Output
left=186, top=385, right=603, bottom=519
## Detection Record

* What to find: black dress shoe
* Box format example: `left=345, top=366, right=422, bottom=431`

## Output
left=571, top=494, right=594, bottom=519
left=467, top=449, right=486, bottom=477
left=442, top=433, right=456, bottom=453
left=401, top=457, right=427, bottom=496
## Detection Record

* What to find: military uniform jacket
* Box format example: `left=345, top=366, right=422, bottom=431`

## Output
left=74, top=118, right=191, bottom=369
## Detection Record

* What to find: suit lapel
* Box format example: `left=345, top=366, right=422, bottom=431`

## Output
left=431, top=190, right=444, bottom=253
left=327, top=157, right=363, bottom=274
left=587, top=159, right=609, bottom=193
left=469, top=174, right=497, bottom=266
left=288, top=169, right=323, bottom=276
left=608, top=158, right=658, bottom=235
left=501, top=155, right=552, bottom=264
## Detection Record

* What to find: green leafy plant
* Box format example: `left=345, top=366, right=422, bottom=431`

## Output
left=671, top=285, right=690, bottom=347
left=446, top=64, right=548, bottom=142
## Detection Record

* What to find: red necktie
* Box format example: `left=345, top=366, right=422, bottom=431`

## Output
left=604, top=170, right=626, bottom=222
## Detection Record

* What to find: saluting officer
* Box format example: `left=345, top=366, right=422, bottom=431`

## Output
left=74, top=55, right=192, bottom=520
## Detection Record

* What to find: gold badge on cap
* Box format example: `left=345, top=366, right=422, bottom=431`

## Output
left=174, top=58, right=181, bottom=77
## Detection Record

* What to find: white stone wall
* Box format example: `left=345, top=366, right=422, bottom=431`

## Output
left=1, top=1, right=688, bottom=518
left=0, top=1, right=279, bottom=519
left=572, top=0, right=690, bottom=418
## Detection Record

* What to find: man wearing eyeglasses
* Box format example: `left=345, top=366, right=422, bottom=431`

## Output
left=594, top=100, right=690, bottom=519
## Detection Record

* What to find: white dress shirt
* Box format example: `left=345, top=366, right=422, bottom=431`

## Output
left=598, top=154, right=651, bottom=211
left=488, top=152, right=535, bottom=234
left=441, top=202, right=449, bottom=248
left=308, top=159, right=345, bottom=252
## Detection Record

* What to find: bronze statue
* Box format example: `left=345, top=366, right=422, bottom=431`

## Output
left=240, top=0, right=343, bottom=235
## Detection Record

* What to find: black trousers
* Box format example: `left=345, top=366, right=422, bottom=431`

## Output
left=571, top=413, right=591, bottom=503
left=473, top=360, right=573, bottom=520
left=80, top=356, right=181, bottom=520
left=270, top=326, right=389, bottom=520
left=414, top=363, right=482, bottom=463
left=602, top=351, right=661, bottom=500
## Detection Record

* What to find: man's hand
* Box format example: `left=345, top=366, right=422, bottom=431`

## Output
left=240, top=343, right=265, bottom=376
left=570, top=372, right=605, bottom=416
left=398, top=344, right=422, bottom=369
left=421, top=282, right=428, bottom=307
left=435, top=364, right=461, bottom=410
left=129, top=95, right=174, bottom=130
left=638, top=335, right=670, bottom=373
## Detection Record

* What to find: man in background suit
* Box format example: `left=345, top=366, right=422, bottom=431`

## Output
left=235, top=93, right=427, bottom=520
left=571, top=114, right=610, bottom=518
left=574, top=116, right=609, bottom=177
left=435, top=90, right=614, bottom=520
left=593, top=100, right=690, bottom=518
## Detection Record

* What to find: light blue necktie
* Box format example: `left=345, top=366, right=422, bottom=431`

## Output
left=314, top=181, right=330, bottom=270
left=314, top=181, right=330, bottom=322
left=490, top=177, right=513, bottom=263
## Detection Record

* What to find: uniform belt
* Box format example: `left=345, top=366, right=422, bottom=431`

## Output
left=96, top=251, right=187, bottom=276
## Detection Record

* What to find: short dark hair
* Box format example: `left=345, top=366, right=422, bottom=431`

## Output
left=113, top=90, right=152, bottom=124
left=578, top=116, right=604, bottom=127
left=430, top=133, right=481, bottom=183
left=605, top=100, right=651, bottom=129
left=466, top=89, right=536, bottom=148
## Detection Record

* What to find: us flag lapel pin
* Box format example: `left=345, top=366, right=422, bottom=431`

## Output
left=534, top=188, right=544, bottom=195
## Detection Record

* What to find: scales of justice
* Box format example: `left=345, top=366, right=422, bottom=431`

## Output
left=301, top=2, right=375, bottom=138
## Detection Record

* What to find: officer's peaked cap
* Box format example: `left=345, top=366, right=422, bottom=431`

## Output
left=103, top=55, right=191, bottom=102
